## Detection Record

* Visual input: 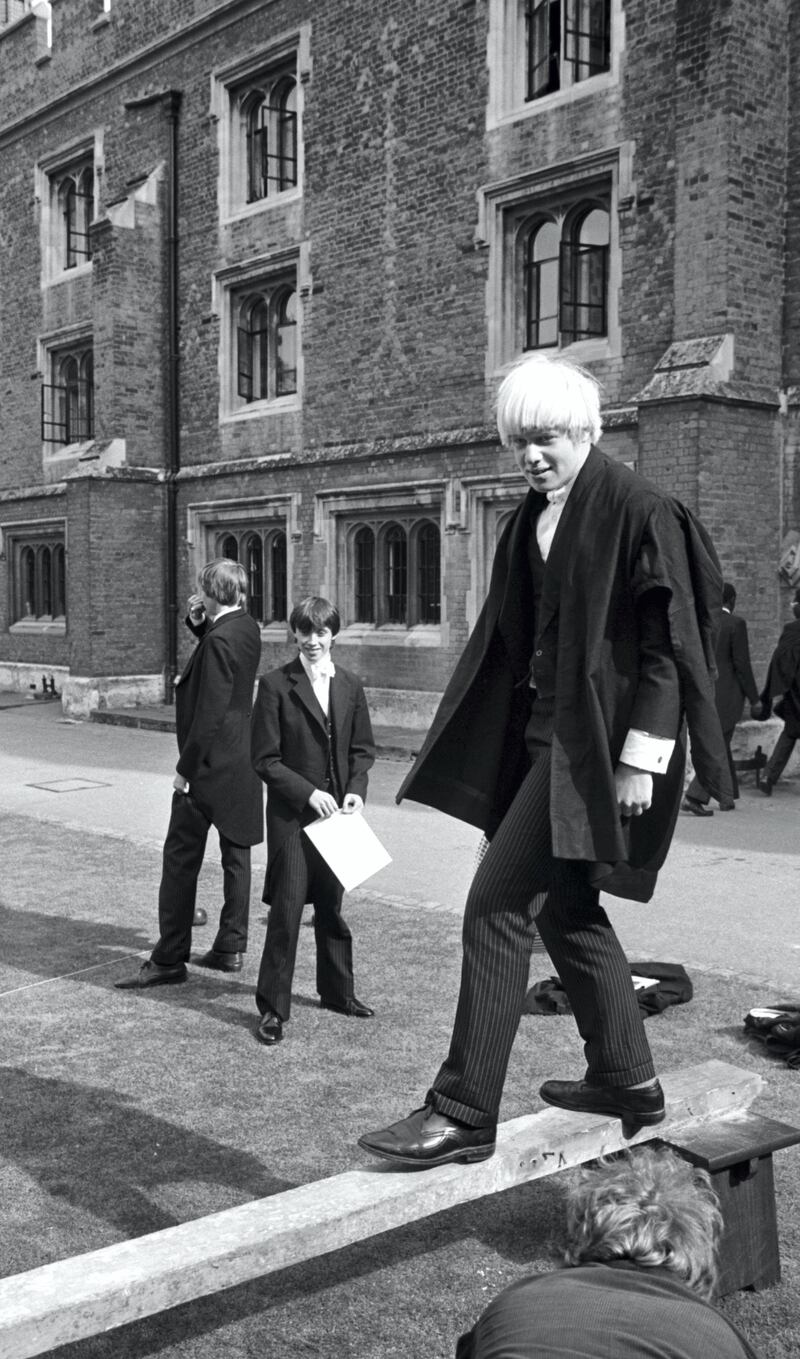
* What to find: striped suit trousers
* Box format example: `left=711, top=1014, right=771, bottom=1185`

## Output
left=429, top=749, right=655, bottom=1127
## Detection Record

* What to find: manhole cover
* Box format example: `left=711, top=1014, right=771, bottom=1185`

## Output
left=27, top=778, right=111, bottom=793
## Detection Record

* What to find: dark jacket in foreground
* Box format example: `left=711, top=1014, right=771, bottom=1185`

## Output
left=398, top=447, right=731, bottom=902
left=456, top=1261, right=762, bottom=1359
left=251, top=658, right=376, bottom=900
left=174, top=607, right=264, bottom=846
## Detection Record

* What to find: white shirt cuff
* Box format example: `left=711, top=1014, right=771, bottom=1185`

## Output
left=619, top=729, right=675, bottom=773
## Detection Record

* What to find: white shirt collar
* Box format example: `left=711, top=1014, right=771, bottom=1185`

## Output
left=299, top=652, right=336, bottom=683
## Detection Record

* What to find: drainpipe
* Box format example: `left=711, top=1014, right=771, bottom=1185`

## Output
left=124, top=89, right=183, bottom=703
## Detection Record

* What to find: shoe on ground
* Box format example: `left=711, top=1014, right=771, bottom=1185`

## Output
left=320, top=996, right=375, bottom=1018
left=717, top=799, right=736, bottom=811
left=196, top=948, right=244, bottom=972
left=193, top=906, right=208, bottom=926
left=358, top=1104, right=496, bottom=1168
left=115, top=959, right=187, bottom=990
left=681, top=796, right=713, bottom=817
left=759, top=782, right=773, bottom=797
left=256, top=1011, right=284, bottom=1046
left=539, top=1078, right=665, bottom=1135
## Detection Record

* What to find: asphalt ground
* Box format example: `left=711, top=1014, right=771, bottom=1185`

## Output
left=2, top=700, right=799, bottom=1358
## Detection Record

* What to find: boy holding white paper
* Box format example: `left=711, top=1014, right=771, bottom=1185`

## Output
left=250, top=597, right=376, bottom=1047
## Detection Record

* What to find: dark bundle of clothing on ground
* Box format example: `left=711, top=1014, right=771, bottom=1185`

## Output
left=744, top=1004, right=800, bottom=1068
left=524, top=962, right=692, bottom=1018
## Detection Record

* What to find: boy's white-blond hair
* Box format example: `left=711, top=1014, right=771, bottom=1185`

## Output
left=496, top=353, right=603, bottom=447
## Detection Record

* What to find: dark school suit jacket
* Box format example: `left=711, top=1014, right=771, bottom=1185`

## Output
left=251, top=658, right=376, bottom=901
left=715, top=609, right=759, bottom=732
left=760, top=617, right=800, bottom=738
left=173, top=607, right=264, bottom=846
left=398, top=446, right=732, bottom=903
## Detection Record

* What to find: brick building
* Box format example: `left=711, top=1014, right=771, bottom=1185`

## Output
left=0, top=0, right=797, bottom=721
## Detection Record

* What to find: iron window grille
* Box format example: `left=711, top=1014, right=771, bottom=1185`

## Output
left=41, top=350, right=94, bottom=444
left=525, top=0, right=610, bottom=101
left=245, top=77, right=298, bottom=203
left=349, top=519, right=441, bottom=627
left=64, top=169, right=94, bottom=266
left=275, top=289, right=297, bottom=396
left=523, top=219, right=560, bottom=350
left=237, top=299, right=269, bottom=402
left=384, top=525, right=408, bottom=624
left=270, top=533, right=288, bottom=622
left=565, top=0, right=611, bottom=84
left=354, top=526, right=376, bottom=622
left=523, top=205, right=609, bottom=349
left=416, top=521, right=442, bottom=624
left=14, top=539, right=66, bottom=621
left=559, top=239, right=608, bottom=343
left=237, top=286, right=297, bottom=403
left=216, top=528, right=287, bottom=623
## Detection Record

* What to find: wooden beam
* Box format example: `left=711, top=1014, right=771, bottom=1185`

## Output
left=0, top=1060, right=764, bottom=1359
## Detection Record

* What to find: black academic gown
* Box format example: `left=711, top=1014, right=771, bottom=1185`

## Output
left=398, top=447, right=732, bottom=902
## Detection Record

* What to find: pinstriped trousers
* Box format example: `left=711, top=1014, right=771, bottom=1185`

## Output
left=428, top=748, right=655, bottom=1127
left=152, top=790, right=251, bottom=965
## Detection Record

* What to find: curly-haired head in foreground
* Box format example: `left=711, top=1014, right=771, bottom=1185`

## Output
left=563, top=1144, right=723, bottom=1300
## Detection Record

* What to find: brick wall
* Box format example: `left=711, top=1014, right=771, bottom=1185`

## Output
left=639, top=396, right=784, bottom=672
left=66, top=472, right=166, bottom=675
left=0, top=0, right=796, bottom=701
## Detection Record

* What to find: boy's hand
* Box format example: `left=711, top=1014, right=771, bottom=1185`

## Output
left=342, top=794, right=363, bottom=814
left=308, top=789, right=339, bottom=818
left=614, top=763, right=652, bottom=816
left=187, top=593, right=206, bottom=623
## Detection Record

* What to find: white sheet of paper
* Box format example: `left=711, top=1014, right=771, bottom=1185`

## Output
left=303, top=810, right=392, bottom=891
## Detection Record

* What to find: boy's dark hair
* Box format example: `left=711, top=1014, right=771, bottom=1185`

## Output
left=722, top=582, right=736, bottom=609
left=289, top=596, right=341, bottom=637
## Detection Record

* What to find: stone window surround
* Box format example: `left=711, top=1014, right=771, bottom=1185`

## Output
left=478, top=144, right=631, bottom=376
left=185, top=493, right=300, bottom=641
left=210, top=24, right=310, bottom=225
left=37, top=322, right=95, bottom=460
left=35, top=131, right=103, bottom=286
left=212, top=245, right=307, bottom=423
left=486, top=0, right=625, bottom=129
left=2, top=516, right=67, bottom=635
left=313, top=482, right=454, bottom=649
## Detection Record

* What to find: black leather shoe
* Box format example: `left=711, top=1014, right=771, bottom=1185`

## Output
left=358, top=1105, right=496, bottom=1168
left=759, top=782, right=773, bottom=797
left=196, top=949, right=244, bottom=972
left=681, top=796, right=713, bottom=817
left=321, top=996, right=375, bottom=1018
left=115, top=959, right=187, bottom=990
left=193, top=906, right=208, bottom=926
left=256, top=1012, right=284, bottom=1046
left=718, top=799, right=736, bottom=811
left=539, top=1078, right=665, bottom=1135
